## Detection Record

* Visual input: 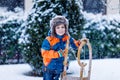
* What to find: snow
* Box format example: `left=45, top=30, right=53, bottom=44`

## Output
left=0, top=64, right=41, bottom=80
left=69, top=59, right=120, bottom=80
left=0, top=59, right=120, bottom=80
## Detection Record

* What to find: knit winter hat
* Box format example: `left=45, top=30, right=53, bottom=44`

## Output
left=50, top=15, right=69, bottom=36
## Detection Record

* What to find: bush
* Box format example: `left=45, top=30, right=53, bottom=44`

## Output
left=82, top=14, right=120, bottom=59
left=0, top=13, right=24, bottom=64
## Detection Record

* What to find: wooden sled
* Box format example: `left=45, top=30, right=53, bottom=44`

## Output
left=61, top=39, right=92, bottom=80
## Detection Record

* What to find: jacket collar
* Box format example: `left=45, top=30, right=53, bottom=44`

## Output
left=56, top=34, right=64, bottom=39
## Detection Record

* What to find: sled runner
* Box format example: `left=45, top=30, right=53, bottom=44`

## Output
left=61, top=39, right=92, bottom=80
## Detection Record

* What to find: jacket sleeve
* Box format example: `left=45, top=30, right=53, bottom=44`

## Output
left=69, top=37, right=81, bottom=49
left=41, top=39, right=59, bottom=58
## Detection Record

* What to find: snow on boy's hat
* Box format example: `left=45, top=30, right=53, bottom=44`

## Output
left=50, top=15, right=69, bottom=36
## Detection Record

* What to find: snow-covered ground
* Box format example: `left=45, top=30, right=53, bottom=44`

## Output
left=0, top=64, right=41, bottom=80
left=69, top=59, right=120, bottom=80
left=0, top=59, right=120, bottom=80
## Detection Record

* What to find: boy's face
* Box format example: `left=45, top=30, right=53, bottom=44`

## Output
left=55, top=24, right=65, bottom=36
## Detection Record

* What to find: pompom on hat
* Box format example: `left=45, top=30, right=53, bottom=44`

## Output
left=50, top=15, right=69, bottom=36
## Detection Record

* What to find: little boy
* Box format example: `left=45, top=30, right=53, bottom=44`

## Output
left=41, top=15, right=88, bottom=80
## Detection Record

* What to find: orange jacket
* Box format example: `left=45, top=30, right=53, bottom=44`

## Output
left=41, top=34, right=80, bottom=66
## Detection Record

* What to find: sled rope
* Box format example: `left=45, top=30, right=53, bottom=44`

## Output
left=61, top=38, right=69, bottom=79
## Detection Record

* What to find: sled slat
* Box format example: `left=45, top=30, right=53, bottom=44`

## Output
left=62, top=76, right=88, bottom=80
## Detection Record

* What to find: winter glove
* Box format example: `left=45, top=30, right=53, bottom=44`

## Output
left=58, top=49, right=64, bottom=57
left=80, top=38, right=89, bottom=44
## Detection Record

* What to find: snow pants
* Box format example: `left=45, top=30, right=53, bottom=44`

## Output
left=43, top=69, right=60, bottom=80
left=42, top=57, right=64, bottom=80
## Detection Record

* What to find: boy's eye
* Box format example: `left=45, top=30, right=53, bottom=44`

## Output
left=61, top=26, right=65, bottom=28
left=56, top=26, right=65, bottom=29
left=56, top=27, right=60, bottom=29
left=56, top=24, right=65, bottom=29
